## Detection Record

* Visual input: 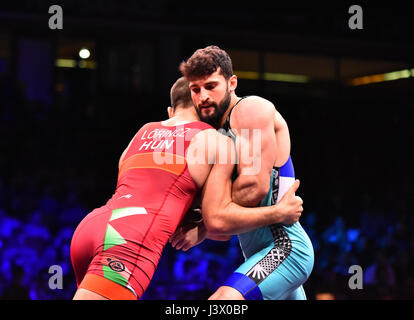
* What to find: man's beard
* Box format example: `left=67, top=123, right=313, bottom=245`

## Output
left=196, top=91, right=231, bottom=129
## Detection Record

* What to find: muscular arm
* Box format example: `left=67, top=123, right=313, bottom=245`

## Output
left=172, top=129, right=301, bottom=249
left=274, top=110, right=291, bottom=167
left=230, top=97, right=279, bottom=207
left=201, top=132, right=301, bottom=235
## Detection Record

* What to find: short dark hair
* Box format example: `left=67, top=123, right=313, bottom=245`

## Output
left=170, top=77, right=193, bottom=109
left=179, top=45, right=233, bottom=81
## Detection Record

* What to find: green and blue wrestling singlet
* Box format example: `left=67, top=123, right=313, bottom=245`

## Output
left=223, top=156, right=314, bottom=300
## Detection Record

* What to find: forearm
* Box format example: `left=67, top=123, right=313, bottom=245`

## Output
left=206, top=232, right=232, bottom=241
left=204, top=200, right=283, bottom=236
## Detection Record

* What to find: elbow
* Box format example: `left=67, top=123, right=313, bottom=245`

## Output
left=203, top=214, right=229, bottom=235
left=250, top=183, right=270, bottom=205
left=235, top=177, right=270, bottom=206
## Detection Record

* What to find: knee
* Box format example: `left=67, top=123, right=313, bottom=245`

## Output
left=209, top=286, right=245, bottom=300
left=73, top=288, right=108, bottom=300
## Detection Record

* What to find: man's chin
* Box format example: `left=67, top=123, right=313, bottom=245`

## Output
left=201, top=106, right=216, bottom=115
left=199, top=114, right=213, bottom=122
left=200, top=112, right=216, bottom=123
left=200, top=116, right=213, bottom=124
left=202, top=117, right=221, bottom=128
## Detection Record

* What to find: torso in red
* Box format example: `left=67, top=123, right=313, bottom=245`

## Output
left=70, top=120, right=213, bottom=299
left=107, top=120, right=212, bottom=227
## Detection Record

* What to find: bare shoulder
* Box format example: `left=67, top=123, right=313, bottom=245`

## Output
left=242, top=96, right=276, bottom=111
left=189, top=127, right=229, bottom=148
left=232, top=96, right=276, bottom=128
left=190, top=128, right=218, bottom=143
left=200, top=129, right=234, bottom=153
left=190, top=128, right=235, bottom=164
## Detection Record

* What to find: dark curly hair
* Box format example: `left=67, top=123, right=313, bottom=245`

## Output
left=179, top=45, right=233, bottom=81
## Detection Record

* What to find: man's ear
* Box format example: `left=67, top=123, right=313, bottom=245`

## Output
left=229, top=75, right=238, bottom=93
left=167, top=106, right=174, bottom=118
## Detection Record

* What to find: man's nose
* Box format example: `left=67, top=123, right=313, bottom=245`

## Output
left=200, top=88, right=209, bottom=102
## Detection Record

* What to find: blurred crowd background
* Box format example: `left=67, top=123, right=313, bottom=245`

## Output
left=0, top=1, right=413, bottom=299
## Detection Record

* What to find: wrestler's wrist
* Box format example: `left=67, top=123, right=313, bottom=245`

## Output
left=271, top=203, right=284, bottom=224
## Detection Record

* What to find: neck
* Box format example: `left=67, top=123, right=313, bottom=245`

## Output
left=164, top=107, right=199, bottom=126
left=220, top=93, right=239, bottom=128
left=173, top=107, right=199, bottom=121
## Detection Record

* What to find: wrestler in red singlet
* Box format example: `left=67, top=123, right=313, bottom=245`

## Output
left=70, top=120, right=212, bottom=299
